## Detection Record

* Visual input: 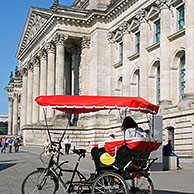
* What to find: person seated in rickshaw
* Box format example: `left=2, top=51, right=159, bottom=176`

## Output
left=91, top=116, right=145, bottom=169
left=122, top=116, right=144, bottom=138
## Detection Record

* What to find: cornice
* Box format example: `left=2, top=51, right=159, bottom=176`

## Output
left=167, top=28, right=185, bottom=42
left=146, top=42, right=160, bottom=52
left=16, top=0, right=147, bottom=59
left=128, top=52, right=140, bottom=61
left=113, top=61, right=122, bottom=69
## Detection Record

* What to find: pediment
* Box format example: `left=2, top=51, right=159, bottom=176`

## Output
left=147, top=6, right=160, bottom=20
left=169, top=0, right=183, bottom=7
left=16, top=7, right=52, bottom=59
left=128, top=19, right=139, bottom=32
left=113, top=30, right=123, bottom=42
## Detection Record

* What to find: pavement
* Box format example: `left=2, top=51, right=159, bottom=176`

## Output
left=0, top=146, right=194, bottom=194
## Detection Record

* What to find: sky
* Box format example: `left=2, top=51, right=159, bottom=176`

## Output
left=0, top=0, right=75, bottom=115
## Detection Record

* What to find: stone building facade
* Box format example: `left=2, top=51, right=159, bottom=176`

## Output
left=5, top=0, right=194, bottom=163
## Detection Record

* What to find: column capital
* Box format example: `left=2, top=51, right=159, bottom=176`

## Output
left=20, top=67, right=28, bottom=77
left=27, top=62, right=34, bottom=72
left=107, top=31, right=115, bottom=44
left=33, top=57, right=40, bottom=67
left=45, top=42, right=55, bottom=53
left=81, top=36, right=91, bottom=49
left=38, top=49, right=47, bottom=60
left=119, top=21, right=129, bottom=33
left=13, top=93, right=19, bottom=99
left=156, top=0, right=170, bottom=10
left=54, top=33, right=68, bottom=46
left=135, top=8, right=148, bottom=24
left=8, top=96, right=13, bottom=102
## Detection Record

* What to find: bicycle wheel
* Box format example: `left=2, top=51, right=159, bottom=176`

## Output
left=21, top=169, right=57, bottom=194
left=128, top=176, right=154, bottom=194
left=91, top=172, right=129, bottom=194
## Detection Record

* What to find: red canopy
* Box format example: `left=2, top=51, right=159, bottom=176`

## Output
left=35, top=95, right=159, bottom=114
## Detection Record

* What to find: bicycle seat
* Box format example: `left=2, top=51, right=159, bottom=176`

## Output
left=73, top=149, right=86, bottom=155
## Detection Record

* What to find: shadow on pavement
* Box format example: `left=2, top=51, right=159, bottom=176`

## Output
left=0, top=162, right=16, bottom=171
left=0, top=160, right=18, bottom=163
left=156, top=190, right=193, bottom=194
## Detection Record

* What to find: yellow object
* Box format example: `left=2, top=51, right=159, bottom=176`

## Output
left=100, top=152, right=115, bottom=165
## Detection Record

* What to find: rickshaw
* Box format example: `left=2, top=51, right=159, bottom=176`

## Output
left=21, top=95, right=161, bottom=194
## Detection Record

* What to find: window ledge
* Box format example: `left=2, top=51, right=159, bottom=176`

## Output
left=113, top=61, right=122, bottom=69
left=167, top=28, right=185, bottom=42
left=128, top=52, right=140, bottom=61
left=146, top=42, right=160, bottom=52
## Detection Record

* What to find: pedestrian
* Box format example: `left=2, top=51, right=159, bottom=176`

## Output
left=1, top=137, right=7, bottom=153
left=8, top=137, right=13, bottom=153
left=64, top=136, right=71, bottom=154
left=14, top=137, right=19, bottom=152
left=44, top=138, right=51, bottom=155
left=163, top=140, right=182, bottom=170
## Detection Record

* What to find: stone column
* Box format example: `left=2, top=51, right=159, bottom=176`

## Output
left=8, top=97, right=13, bottom=135
left=185, top=0, right=194, bottom=97
left=71, top=46, right=81, bottom=125
left=107, top=32, right=116, bottom=96
left=39, top=49, right=47, bottom=121
left=45, top=42, right=55, bottom=118
left=20, top=68, right=28, bottom=128
left=54, top=33, right=68, bottom=95
left=136, top=9, right=149, bottom=100
left=72, top=46, right=80, bottom=95
left=121, top=22, right=132, bottom=96
left=32, top=58, right=40, bottom=123
left=13, top=94, right=19, bottom=135
left=157, top=0, right=171, bottom=105
left=27, top=63, right=33, bottom=124
left=79, top=36, right=91, bottom=95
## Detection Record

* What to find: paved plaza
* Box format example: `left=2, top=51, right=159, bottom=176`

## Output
left=0, top=146, right=194, bottom=194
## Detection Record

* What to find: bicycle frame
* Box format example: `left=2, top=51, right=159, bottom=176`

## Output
left=42, top=148, right=89, bottom=193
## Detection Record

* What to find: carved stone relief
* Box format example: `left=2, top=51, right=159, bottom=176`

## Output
left=54, top=33, right=69, bottom=45
left=26, top=14, right=47, bottom=45
left=135, top=8, right=148, bottom=23
left=81, top=36, right=91, bottom=49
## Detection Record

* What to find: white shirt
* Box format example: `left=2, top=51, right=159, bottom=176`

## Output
left=64, top=138, right=71, bottom=144
left=125, top=127, right=144, bottom=139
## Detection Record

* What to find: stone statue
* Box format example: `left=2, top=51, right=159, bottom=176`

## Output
left=9, top=71, right=13, bottom=82
left=50, top=0, right=59, bottom=10
left=54, top=0, right=59, bottom=4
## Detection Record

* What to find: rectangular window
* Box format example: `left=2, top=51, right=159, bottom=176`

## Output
left=135, top=32, right=140, bottom=53
left=178, top=5, right=185, bottom=31
left=155, top=20, right=160, bottom=43
left=119, top=42, right=123, bottom=62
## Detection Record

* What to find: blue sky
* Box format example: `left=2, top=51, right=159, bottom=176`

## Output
left=0, top=0, right=74, bottom=115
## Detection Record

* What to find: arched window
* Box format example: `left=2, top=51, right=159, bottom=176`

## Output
left=180, top=54, right=185, bottom=99
left=171, top=48, right=185, bottom=104
left=137, top=71, right=140, bottom=97
left=148, top=58, right=160, bottom=104
left=131, top=69, right=140, bottom=97
left=166, top=126, right=174, bottom=149
left=157, top=65, right=160, bottom=104
left=116, top=76, right=123, bottom=96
